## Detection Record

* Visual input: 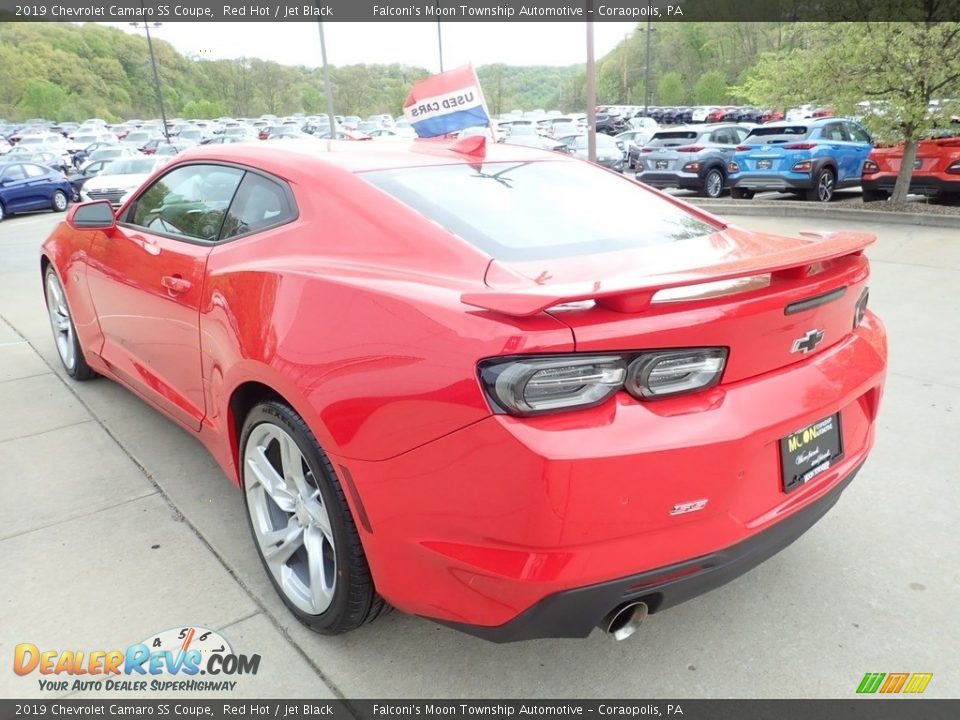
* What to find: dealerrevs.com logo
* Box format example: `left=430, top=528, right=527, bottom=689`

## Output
left=13, top=626, right=260, bottom=693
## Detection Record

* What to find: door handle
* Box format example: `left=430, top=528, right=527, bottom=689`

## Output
left=128, top=233, right=161, bottom=256
left=161, top=275, right=192, bottom=294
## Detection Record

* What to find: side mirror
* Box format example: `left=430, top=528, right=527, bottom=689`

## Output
left=68, top=200, right=116, bottom=231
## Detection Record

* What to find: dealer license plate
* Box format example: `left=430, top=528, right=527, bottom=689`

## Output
left=757, top=159, right=773, bottom=170
left=656, top=160, right=669, bottom=170
left=779, top=413, right=843, bottom=493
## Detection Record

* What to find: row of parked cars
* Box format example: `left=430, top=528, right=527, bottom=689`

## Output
left=3, top=108, right=959, bottom=222
left=627, top=117, right=960, bottom=203
left=0, top=113, right=429, bottom=221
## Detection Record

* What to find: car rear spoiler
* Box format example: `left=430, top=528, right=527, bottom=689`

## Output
left=461, top=231, right=875, bottom=316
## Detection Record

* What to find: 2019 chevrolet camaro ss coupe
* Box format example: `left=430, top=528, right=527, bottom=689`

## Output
left=42, top=138, right=887, bottom=641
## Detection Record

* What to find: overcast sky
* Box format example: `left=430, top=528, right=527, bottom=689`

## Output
left=106, top=21, right=638, bottom=70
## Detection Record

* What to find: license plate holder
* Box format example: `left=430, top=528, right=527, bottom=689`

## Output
left=757, top=159, right=773, bottom=170
left=780, top=413, right=843, bottom=493
left=655, top=160, right=669, bottom=170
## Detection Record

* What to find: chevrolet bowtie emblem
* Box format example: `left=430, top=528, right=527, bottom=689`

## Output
left=791, top=329, right=825, bottom=354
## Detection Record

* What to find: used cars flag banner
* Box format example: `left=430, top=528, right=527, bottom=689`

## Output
left=403, top=65, right=492, bottom=138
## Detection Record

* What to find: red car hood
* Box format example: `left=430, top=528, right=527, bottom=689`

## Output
left=464, top=226, right=875, bottom=316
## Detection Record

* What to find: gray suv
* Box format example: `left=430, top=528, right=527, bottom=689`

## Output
left=635, top=124, right=752, bottom=197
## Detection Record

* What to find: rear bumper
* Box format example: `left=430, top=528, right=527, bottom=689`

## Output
left=439, top=461, right=862, bottom=642
left=729, top=173, right=813, bottom=192
left=334, top=315, right=887, bottom=637
left=862, top=174, right=960, bottom=196
left=636, top=170, right=702, bottom=190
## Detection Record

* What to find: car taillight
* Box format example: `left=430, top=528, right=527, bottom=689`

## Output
left=735, top=145, right=751, bottom=151
left=728, top=161, right=741, bottom=172
left=792, top=160, right=813, bottom=172
left=479, top=349, right=728, bottom=416
left=854, top=287, right=870, bottom=328
left=682, top=162, right=702, bottom=173
left=479, top=356, right=627, bottom=416
left=863, top=160, right=880, bottom=174
left=676, top=145, right=704, bottom=152
left=624, top=349, right=728, bottom=400
left=947, top=161, right=960, bottom=175
left=641, top=148, right=654, bottom=153
left=782, top=142, right=817, bottom=150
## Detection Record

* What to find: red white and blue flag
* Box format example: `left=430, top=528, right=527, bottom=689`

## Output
left=403, top=65, right=491, bottom=138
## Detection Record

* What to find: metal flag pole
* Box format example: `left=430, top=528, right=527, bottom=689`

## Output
left=316, top=20, right=337, bottom=137
left=436, top=2, right=444, bottom=71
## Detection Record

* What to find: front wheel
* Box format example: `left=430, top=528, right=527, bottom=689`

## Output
left=240, top=401, right=389, bottom=634
left=807, top=167, right=836, bottom=202
left=44, top=266, right=95, bottom=380
left=52, top=190, right=68, bottom=212
left=730, top=187, right=755, bottom=200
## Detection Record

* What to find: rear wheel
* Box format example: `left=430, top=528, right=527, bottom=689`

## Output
left=44, top=266, right=95, bottom=380
left=0, top=201, right=5, bottom=222
left=51, top=190, right=68, bottom=212
left=240, top=400, right=388, bottom=634
left=807, top=167, right=836, bottom=202
left=700, top=167, right=725, bottom=198
left=731, top=187, right=755, bottom=200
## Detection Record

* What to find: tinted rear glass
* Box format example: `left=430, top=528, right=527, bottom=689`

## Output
left=364, top=161, right=718, bottom=262
left=649, top=131, right=698, bottom=147
left=744, top=126, right=810, bottom=144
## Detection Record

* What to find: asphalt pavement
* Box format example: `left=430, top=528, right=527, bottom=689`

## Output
left=1, top=208, right=957, bottom=699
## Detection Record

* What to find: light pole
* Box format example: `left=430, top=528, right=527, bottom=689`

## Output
left=639, top=19, right=656, bottom=115
left=586, top=16, right=596, bottom=164
left=621, top=32, right=631, bottom=104
left=129, top=18, right=169, bottom=143
left=316, top=21, right=337, bottom=136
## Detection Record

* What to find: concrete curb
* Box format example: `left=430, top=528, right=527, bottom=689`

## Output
left=685, top=199, right=960, bottom=229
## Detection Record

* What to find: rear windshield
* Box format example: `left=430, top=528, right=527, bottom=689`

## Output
left=364, top=161, right=718, bottom=262
left=648, top=131, right=698, bottom=147
left=744, top=126, right=810, bottom=145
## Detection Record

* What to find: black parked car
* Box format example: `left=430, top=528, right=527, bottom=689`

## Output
left=596, top=114, right=627, bottom=135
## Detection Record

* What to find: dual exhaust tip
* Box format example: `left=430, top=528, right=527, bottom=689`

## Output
left=601, top=601, right=648, bottom=641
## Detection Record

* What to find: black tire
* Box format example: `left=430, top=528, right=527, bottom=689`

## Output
left=699, top=167, right=725, bottom=198
left=240, top=400, right=389, bottom=635
left=51, top=190, right=68, bottom=213
left=43, top=266, right=96, bottom=380
left=0, top=201, right=5, bottom=222
left=807, top=167, right=836, bottom=202
left=730, top=187, right=755, bottom=200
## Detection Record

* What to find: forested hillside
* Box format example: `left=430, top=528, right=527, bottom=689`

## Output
left=0, top=21, right=940, bottom=122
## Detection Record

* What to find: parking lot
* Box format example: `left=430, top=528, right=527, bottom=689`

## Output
left=1, top=208, right=957, bottom=699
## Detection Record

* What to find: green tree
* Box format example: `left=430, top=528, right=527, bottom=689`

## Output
left=16, top=79, right=68, bottom=120
left=657, top=71, right=685, bottom=105
left=693, top=71, right=728, bottom=105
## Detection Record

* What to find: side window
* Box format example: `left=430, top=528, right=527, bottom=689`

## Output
left=23, top=164, right=47, bottom=178
left=846, top=123, right=872, bottom=144
left=1, top=164, right=26, bottom=182
left=220, top=172, right=295, bottom=240
left=126, top=164, right=244, bottom=242
left=821, top=123, right=846, bottom=141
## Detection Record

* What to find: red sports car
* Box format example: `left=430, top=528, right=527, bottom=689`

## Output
left=862, top=133, right=960, bottom=202
left=41, top=138, right=887, bottom=641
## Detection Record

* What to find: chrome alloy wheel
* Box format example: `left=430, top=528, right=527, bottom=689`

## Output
left=243, top=423, right=337, bottom=615
left=45, top=272, right=76, bottom=372
left=705, top=169, right=723, bottom=198
left=817, top=170, right=835, bottom=201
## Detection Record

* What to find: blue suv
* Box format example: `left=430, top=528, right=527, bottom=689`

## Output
left=727, top=119, right=873, bottom=201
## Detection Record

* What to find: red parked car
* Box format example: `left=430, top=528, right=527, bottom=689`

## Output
left=41, top=139, right=887, bottom=641
left=861, top=133, right=960, bottom=202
